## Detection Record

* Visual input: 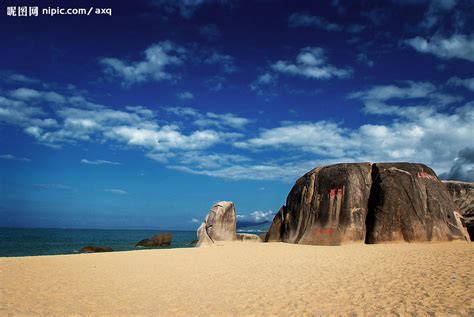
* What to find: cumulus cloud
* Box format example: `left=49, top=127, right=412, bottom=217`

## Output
left=164, top=106, right=251, bottom=130
left=405, top=34, right=474, bottom=62
left=104, top=188, right=128, bottom=195
left=177, top=91, right=194, bottom=100
left=271, top=47, right=352, bottom=80
left=80, top=159, right=121, bottom=165
left=250, top=210, right=274, bottom=222
left=0, top=154, right=31, bottom=162
left=232, top=81, right=472, bottom=180
left=1, top=85, right=248, bottom=171
left=439, top=147, right=474, bottom=182
left=447, top=77, right=474, bottom=91
left=100, top=41, right=187, bottom=84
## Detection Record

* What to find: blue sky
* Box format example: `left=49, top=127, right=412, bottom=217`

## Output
left=1, top=0, right=473, bottom=230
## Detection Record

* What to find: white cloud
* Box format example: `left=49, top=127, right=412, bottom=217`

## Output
left=104, top=188, right=128, bottom=195
left=250, top=211, right=274, bottom=222
left=177, top=91, right=194, bottom=100
left=405, top=34, right=474, bottom=62
left=164, top=106, right=251, bottom=130
left=35, top=183, right=72, bottom=190
left=447, top=77, right=474, bottom=92
left=2, top=73, right=39, bottom=84
left=439, top=147, right=474, bottom=182
left=271, top=47, right=352, bottom=80
left=10, top=88, right=66, bottom=103
left=190, top=218, right=201, bottom=223
left=204, top=52, right=237, bottom=73
left=100, top=41, right=186, bottom=84
left=419, top=0, right=457, bottom=29
left=235, top=121, right=348, bottom=157
left=230, top=82, right=472, bottom=180
left=289, top=12, right=365, bottom=33
left=0, top=154, right=31, bottom=162
left=288, top=12, right=343, bottom=31
left=80, top=159, right=121, bottom=165
left=250, top=73, right=278, bottom=99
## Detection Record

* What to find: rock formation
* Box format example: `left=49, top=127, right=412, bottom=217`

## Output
left=266, top=162, right=469, bottom=245
left=196, top=201, right=237, bottom=247
left=366, top=163, right=467, bottom=243
left=236, top=233, right=261, bottom=242
left=135, top=233, right=172, bottom=247
left=79, top=246, right=113, bottom=253
left=443, top=180, right=474, bottom=240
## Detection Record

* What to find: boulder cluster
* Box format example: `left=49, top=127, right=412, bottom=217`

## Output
left=265, top=162, right=471, bottom=245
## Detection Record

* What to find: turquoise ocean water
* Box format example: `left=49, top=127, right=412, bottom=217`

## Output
left=0, top=228, right=197, bottom=257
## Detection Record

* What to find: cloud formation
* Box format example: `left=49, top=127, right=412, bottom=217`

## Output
left=80, top=159, right=121, bottom=165
left=0, top=154, right=31, bottom=162
left=271, top=47, right=352, bottom=80
left=288, top=12, right=365, bottom=34
left=448, top=77, right=474, bottom=92
left=100, top=41, right=187, bottom=84
left=104, top=188, right=128, bottom=195
left=405, top=34, right=474, bottom=62
left=439, top=147, right=474, bottom=182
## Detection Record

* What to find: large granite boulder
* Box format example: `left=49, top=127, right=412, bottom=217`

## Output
left=366, top=163, right=467, bottom=243
left=265, top=206, right=285, bottom=242
left=266, top=163, right=372, bottom=245
left=443, top=180, right=474, bottom=240
left=135, top=232, right=172, bottom=247
left=196, top=201, right=237, bottom=247
left=266, top=162, right=469, bottom=245
left=79, top=246, right=113, bottom=253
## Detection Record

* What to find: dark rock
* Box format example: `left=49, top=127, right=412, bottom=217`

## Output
left=266, top=162, right=469, bottom=245
left=265, top=206, right=285, bottom=242
left=196, top=201, right=237, bottom=247
left=366, top=163, right=467, bottom=243
left=79, top=246, right=113, bottom=253
left=443, top=180, right=474, bottom=240
left=135, top=233, right=172, bottom=247
left=266, top=163, right=372, bottom=245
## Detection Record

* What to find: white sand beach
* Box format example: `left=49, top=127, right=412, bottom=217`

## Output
left=1, top=241, right=473, bottom=316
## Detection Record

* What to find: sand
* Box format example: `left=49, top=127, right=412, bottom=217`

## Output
left=1, top=241, right=473, bottom=316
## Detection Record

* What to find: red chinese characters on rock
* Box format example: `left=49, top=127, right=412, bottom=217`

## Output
left=417, top=171, right=438, bottom=181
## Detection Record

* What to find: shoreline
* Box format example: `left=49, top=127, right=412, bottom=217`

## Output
left=1, top=241, right=473, bottom=315
left=0, top=238, right=469, bottom=259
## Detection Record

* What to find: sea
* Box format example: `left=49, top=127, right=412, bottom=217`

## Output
left=0, top=228, right=197, bottom=257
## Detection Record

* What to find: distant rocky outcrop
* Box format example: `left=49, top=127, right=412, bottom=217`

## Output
left=443, top=180, right=474, bottom=240
left=266, top=162, right=470, bottom=245
left=196, top=201, right=237, bottom=247
left=135, top=233, right=172, bottom=247
left=236, top=233, right=261, bottom=242
left=79, top=246, right=113, bottom=253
